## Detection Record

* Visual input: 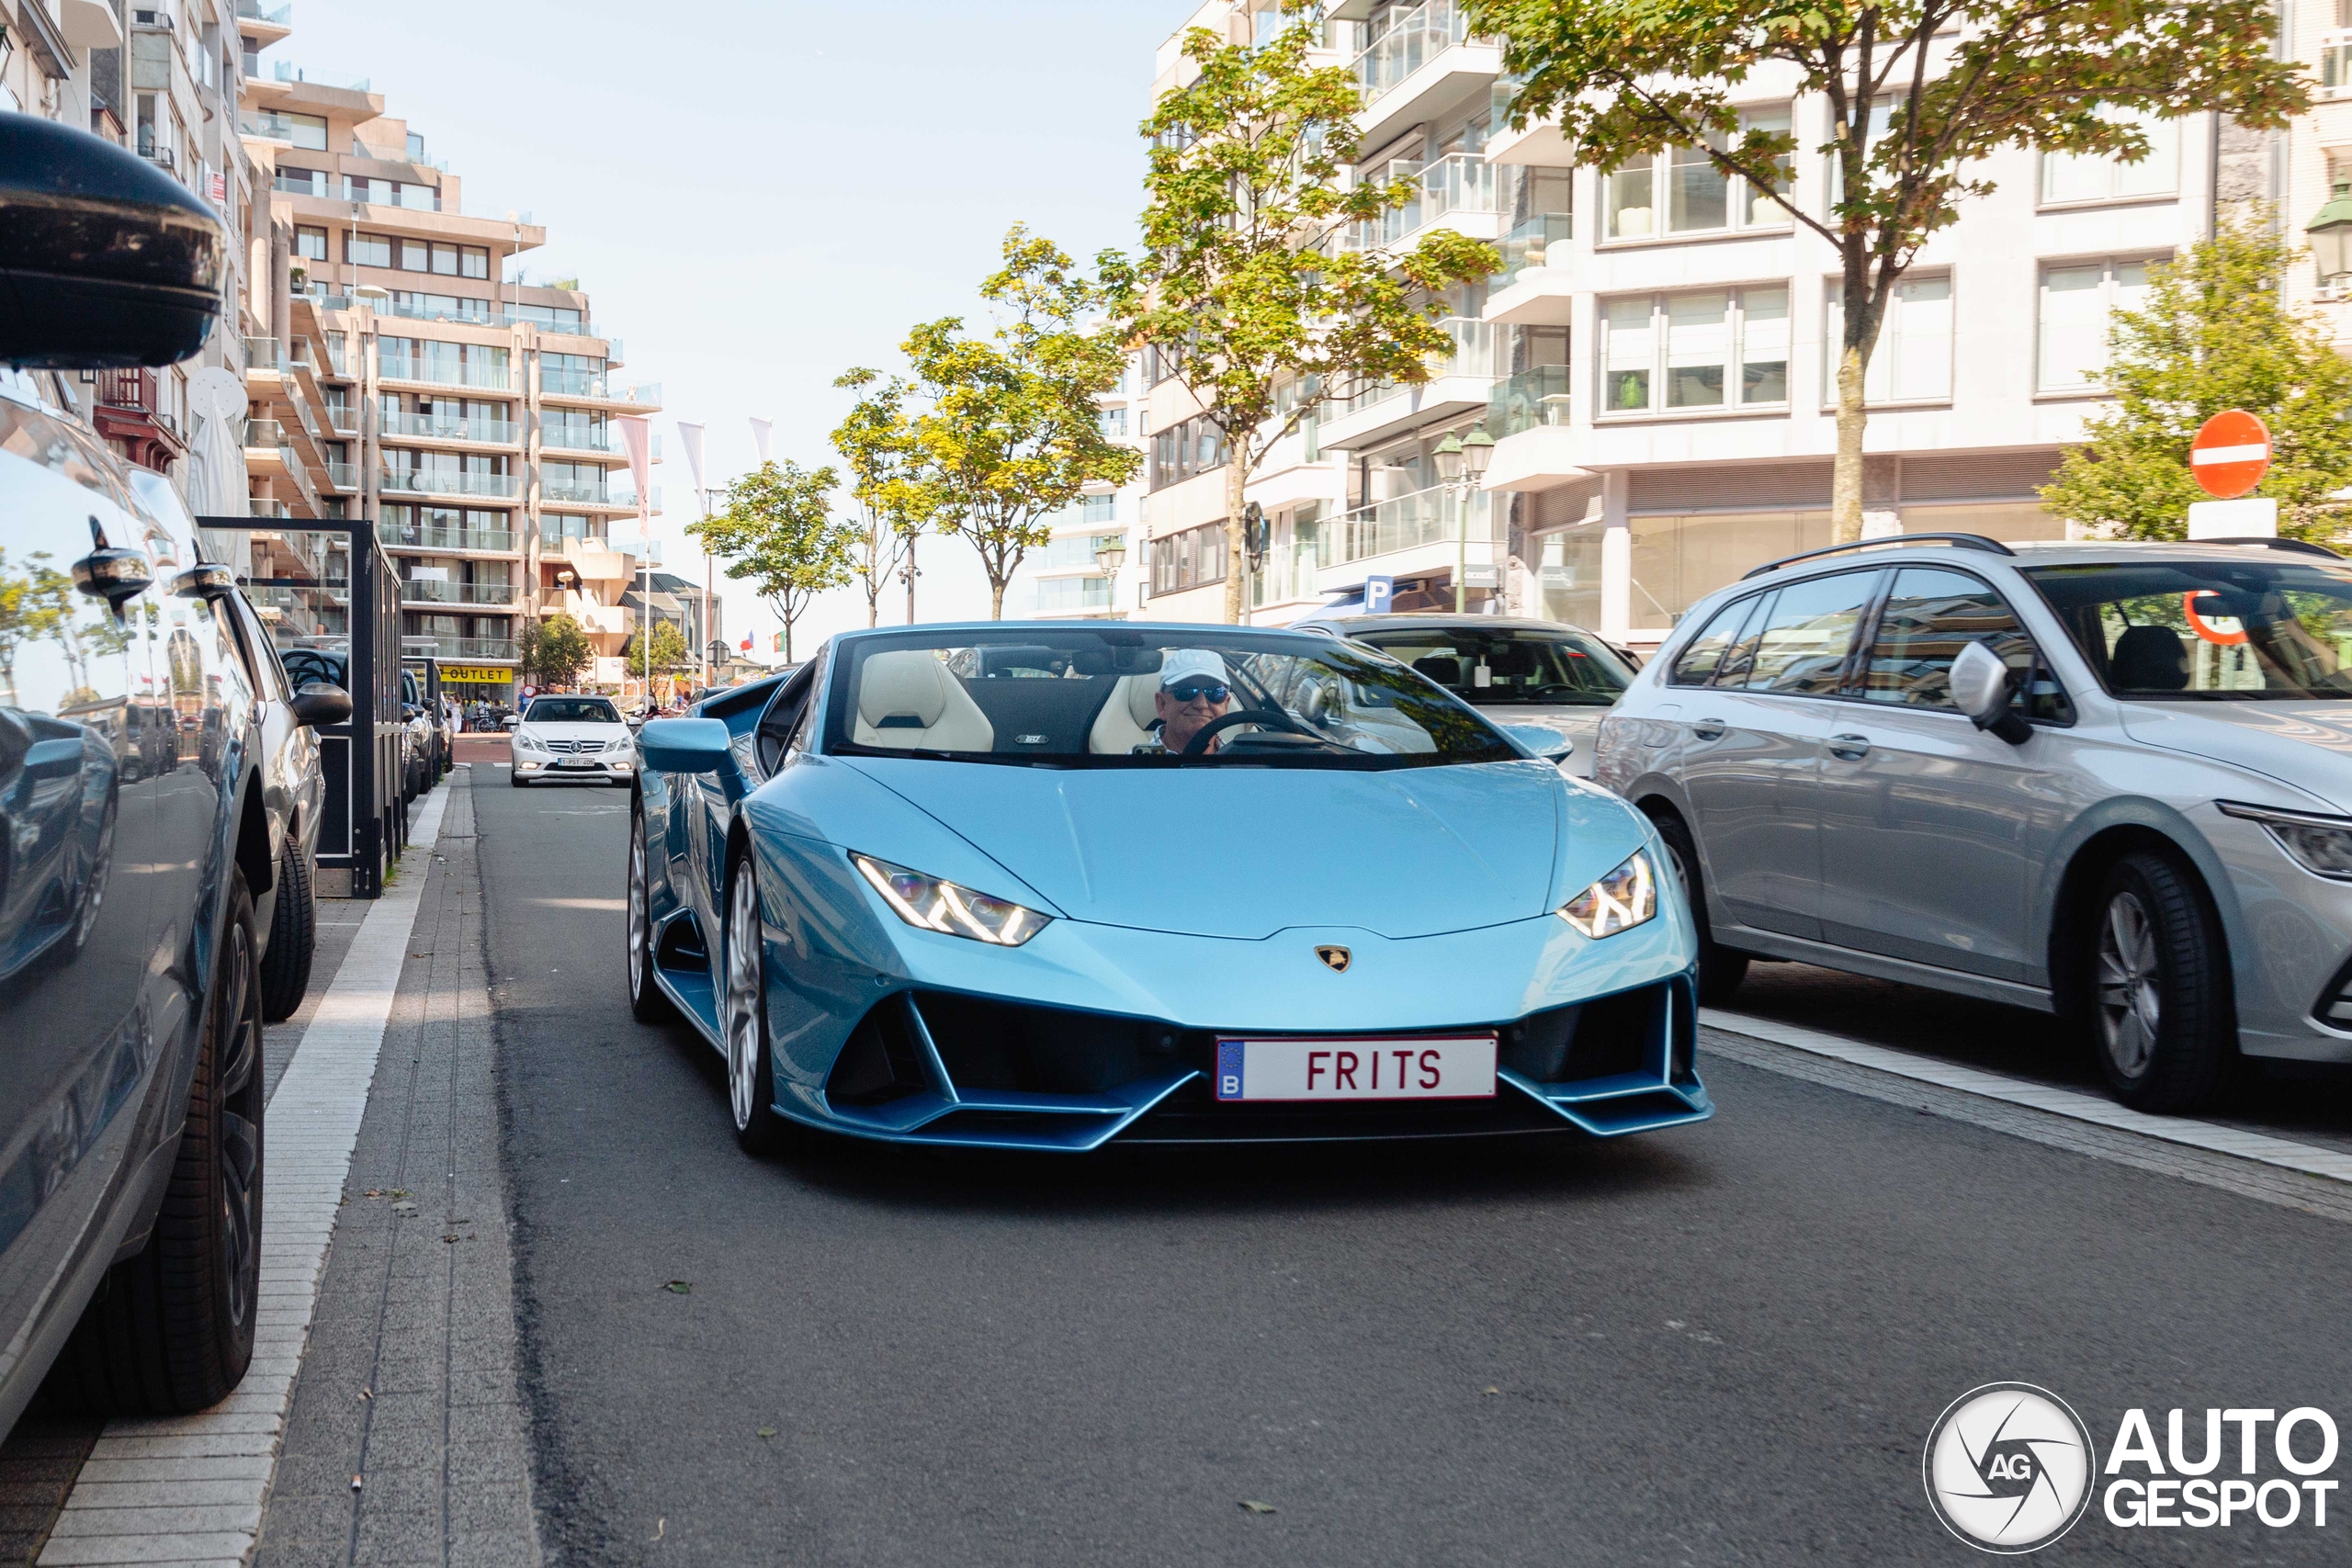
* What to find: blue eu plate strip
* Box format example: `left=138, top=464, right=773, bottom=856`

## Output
left=1216, top=1039, right=1245, bottom=1101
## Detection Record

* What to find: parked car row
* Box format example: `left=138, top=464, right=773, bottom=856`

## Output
left=0, top=116, right=354, bottom=1438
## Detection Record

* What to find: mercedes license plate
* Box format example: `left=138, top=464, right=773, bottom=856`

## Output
left=1213, top=1035, right=1497, bottom=1102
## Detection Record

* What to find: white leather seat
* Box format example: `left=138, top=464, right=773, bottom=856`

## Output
left=852, top=650, right=996, bottom=752
left=1089, top=673, right=1160, bottom=754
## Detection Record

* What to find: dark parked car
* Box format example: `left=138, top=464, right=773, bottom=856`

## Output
left=0, top=114, right=347, bottom=1438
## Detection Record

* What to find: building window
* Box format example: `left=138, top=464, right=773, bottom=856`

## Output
left=1822, top=272, right=1953, bottom=404
left=1148, top=413, right=1229, bottom=491
left=1099, top=407, right=1128, bottom=438
left=275, top=166, right=328, bottom=197
left=295, top=225, right=328, bottom=261
left=1080, top=493, right=1117, bottom=525
left=399, top=238, right=429, bottom=272
left=460, top=245, right=490, bottom=280
left=1602, top=286, right=1791, bottom=414
left=245, top=108, right=327, bottom=150
left=2037, top=257, right=2156, bottom=393
left=350, top=231, right=392, bottom=267
left=2041, top=115, right=2179, bottom=206
left=1604, top=105, right=1792, bottom=241
left=1150, top=523, right=1229, bottom=594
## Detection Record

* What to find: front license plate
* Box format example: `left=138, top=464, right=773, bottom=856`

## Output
left=1214, top=1035, right=1497, bottom=1102
left=556, top=758, right=602, bottom=769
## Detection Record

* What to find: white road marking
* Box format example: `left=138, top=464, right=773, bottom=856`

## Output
left=38, top=787, right=451, bottom=1567
left=1701, top=1008, right=2352, bottom=1185
left=526, top=897, right=625, bottom=911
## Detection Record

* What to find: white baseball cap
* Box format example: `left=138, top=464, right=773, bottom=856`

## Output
left=1159, top=649, right=1230, bottom=689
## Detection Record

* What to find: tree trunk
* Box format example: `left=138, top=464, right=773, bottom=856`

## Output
left=1222, top=457, right=1250, bottom=624
left=989, top=575, right=1006, bottom=620
left=906, top=538, right=917, bottom=625
left=1831, top=264, right=1883, bottom=547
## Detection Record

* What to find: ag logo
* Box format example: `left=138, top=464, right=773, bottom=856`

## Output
left=1924, top=1383, right=2097, bottom=1553
left=1314, top=944, right=1351, bottom=973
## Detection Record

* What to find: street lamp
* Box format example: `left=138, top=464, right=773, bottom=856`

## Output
left=2311, top=180, right=2352, bottom=289
left=1435, top=426, right=1496, bottom=612
left=1093, top=534, right=1127, bottom=574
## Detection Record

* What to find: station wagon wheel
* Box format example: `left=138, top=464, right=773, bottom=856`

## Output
left=2088, top=852, right=2234, bottom=1113
left=1652, top=811, right=1747, bottom=1006
left=721, top=853, right=795, bottom=1156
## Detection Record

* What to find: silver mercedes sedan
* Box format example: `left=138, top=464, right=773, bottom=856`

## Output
left=1596, top=533, right=2352, bottom=1113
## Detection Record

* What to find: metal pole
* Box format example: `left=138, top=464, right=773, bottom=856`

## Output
left=351, top=514, right=379, bottom=897
left=1455, top=480, right=1467, bottom=614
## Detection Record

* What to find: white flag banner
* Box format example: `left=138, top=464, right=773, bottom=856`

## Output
left=616, top=414, right=654, bottom=540
left=675, top=421, right=707, bottom=508
left=749, top=416, right=774, bottom=466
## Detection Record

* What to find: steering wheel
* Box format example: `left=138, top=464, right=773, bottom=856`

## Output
left=1181, top=708, right=1312, bottom=755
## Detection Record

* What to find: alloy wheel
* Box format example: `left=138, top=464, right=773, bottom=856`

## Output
left=216, top=919, right=263, bottom=1330
left=628, top=822, right=649, bottom=1004
left=2096, top=889, right=2161, bottom=1078
left=724, top=866, right=763, bottom=1132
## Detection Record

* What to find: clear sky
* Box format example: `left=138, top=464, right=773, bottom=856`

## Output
left=284, top=0, right=1197, bottom=665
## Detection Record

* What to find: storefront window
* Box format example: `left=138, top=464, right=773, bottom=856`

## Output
left=1897, top=503, right=2064, bottom=543
left=1532, top=528, right=1606, bottom=630
left=1629, top=511, right=1834, bottom=626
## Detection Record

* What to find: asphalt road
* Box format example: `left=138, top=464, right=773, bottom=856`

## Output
left=474, top=771, right=2352, bottom=1566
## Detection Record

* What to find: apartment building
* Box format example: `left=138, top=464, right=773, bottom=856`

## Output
left=1134, top=2, right=2268, bottom=646
left=232, top=10, right=662, bottom=703
left=1002, top=357, right=1148, bottom=619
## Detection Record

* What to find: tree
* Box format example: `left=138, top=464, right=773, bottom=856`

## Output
left=621, top=618, right=694, bottom=673
left=689, top=458, right=859, bottom=662
left=902, top=227, right=1141, bottom=620
left=831, top=368, right=951, bottom=626
left=1103, top=4, right=1498, bottom=622
left=520, top=613, right=592, bottom=690
left=1464, top=0, right=2307, bottom=543
left=2041, top=220, right=2352, bottom=542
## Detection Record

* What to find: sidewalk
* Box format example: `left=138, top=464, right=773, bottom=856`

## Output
left=19, top=772, right=539, bottom=1567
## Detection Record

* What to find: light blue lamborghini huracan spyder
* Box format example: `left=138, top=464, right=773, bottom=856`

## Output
left=627, top=624, right=1712, bottom=1153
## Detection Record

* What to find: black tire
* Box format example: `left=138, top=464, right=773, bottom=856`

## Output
left=721, top=851, right=797, bottom=1157
left=509, top=770, right=526, bottom=788
left=628, top=806, right=678, bottom=1025
left=2089, top=851, right=2236, bottom=1112
left=43, top=874, right=264, bottom=1415
left=256, top=845, right=316, bottom=1022
left=1653, top=810, right=1748, bottom=1006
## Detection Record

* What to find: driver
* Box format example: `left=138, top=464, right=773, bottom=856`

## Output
left=1134, top=649, right=1234, bottom=755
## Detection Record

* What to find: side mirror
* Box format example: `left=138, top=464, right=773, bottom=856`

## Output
left=291, top=682, right=352, bottom=728
left=1951, top=641, right=2031, bottom=745
left=639, top=717, right=732, bottom=774
left=0, top=115, right=225, bottom=367
left=1499, top=723, right=1575, bottom=765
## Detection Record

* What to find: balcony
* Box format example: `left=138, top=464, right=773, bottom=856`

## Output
left=379, top=355, right=511, bottom=390
left=380, top=468, right=521, bottom=501
left=382, top=409, right=518, bottom=446
left=403, top=635, right=517, bottom=661
left=93, top=368, right=187, bottom=472
left=1485, top=364, right=1573, bottom=440
left=390, top=524, right=517, bottom=554
left=327, top=403, right=360, bottom=434
left=1484, top=212, right=1576, bottom=325
left=1025, top=575, right=1114, bottom=615
left=1331, top=482, right=1494, bottom=568
left=544, top=477, right=661, bottom=512
left=1351, top=3, right=1504, bottom=150
left=326, top=462, right=361, bottom=490
left=538, top=369, right=662, bottom=406
left=243, top=417, right=290, bottom=452
left=400, top=580, right=519, bottom=608
left=541, top=425, right=628, bottom=456
left=1317, top=316, right=1499, bottom=451
left=1413, top=153, right=1503, bottom=242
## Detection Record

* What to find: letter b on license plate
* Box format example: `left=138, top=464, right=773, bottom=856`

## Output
left=1214, top=1035, right=1497, bottom=1101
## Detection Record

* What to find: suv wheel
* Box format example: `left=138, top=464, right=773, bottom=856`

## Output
left=1653, top=811, right=1747, bottom=1006
left=42, top=874, right=264, bottom=1414
left=2090, top=852, right=2235, bottom=1112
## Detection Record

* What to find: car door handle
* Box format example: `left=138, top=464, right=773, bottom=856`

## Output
left=1690, top=718, right=1727, bottom=740
left=1827, top=733, right=1871, bottom=761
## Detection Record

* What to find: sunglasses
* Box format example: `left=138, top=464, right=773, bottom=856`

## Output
left=1165, top=682, right=1229, bottom=704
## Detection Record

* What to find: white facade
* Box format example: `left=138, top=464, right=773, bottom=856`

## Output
left=1003, top=355, right=1148, bottom=619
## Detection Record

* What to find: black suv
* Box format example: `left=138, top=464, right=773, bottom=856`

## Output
left=0, top=116, right=348, bottom=1434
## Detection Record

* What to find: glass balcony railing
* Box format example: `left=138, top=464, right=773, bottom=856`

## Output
left=326, top=403, right=359, bottom=434
left=1491, top=211, right=1573, bottom=286
left=379, top=468, right=521, bottom=500
left=243, top=417, right=288, bottom=449
left=541, top=425, right=625, bottom=455
left=1352, top=2, right=1472, bottom=103
left=1486, top=364, right=1573, bottom=438
left=1419, top=152, right=1498, bottom=223
left=1028, top=576, right=1114, bottom=614
left=381, top=409, right=518, bottom=445
left=250, top=499, right=294, bottom=520
left=1331, top=482, right=1491, bottom=566
left=391, top=524, right=516, bottom=553
left=402, top=635, right=517, bottom=660
left=237, top=2, right=294, bottom=25
left=326, top=462, right=361, bottom=489
left=400, top=580, right=518, bottom=606
left=379, top=355, right=511, bottom=389
left=1338, top=316, right=1498, bottom=415
left=245, top=335, right=282, bottom=369
left=539, top=370, right=662, bottom=404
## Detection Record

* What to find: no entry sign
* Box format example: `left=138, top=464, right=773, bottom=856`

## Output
left=2190, top=410, right=2271, bottom=499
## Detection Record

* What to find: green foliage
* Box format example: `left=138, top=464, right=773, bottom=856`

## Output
left=903, top=227, right=1141, bottom=619
left=688, top=457, right=859, bottom=661
left=1465, top=0, right=2309, bottom=538
left=1104, top=3, right=1498, bottom=618
left=520, top=614, right=593, bottom=690
left=621, top=618, right=695, bottom=674
left=2042, top=220, right=2352, bottom=542
left=831, top=367, right=953, bottom=626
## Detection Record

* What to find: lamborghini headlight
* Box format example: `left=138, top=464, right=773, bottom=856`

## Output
left=851, top=853, right=1052, bottom=946
left=1557, top=850, right=1657, bottom=939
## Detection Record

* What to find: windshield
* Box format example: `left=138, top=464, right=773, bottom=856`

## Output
left=1351, top=626, right=1632, bottom=706
left=824, top=628, right=1518, bottom=769
left=526, top=697, right=622, bottom=724
left=2024, top=558, right=2352, bottom=701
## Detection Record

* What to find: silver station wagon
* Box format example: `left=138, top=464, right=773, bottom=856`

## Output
left=1596, top=532, right=2352, bottom=1112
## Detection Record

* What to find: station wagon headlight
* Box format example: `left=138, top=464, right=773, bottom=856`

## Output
left=1557, top=851, right=1657, bottom=939
left=2218, top=802, right=2352, bottom=880
left=851, top=853, right=1052, bottom=946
